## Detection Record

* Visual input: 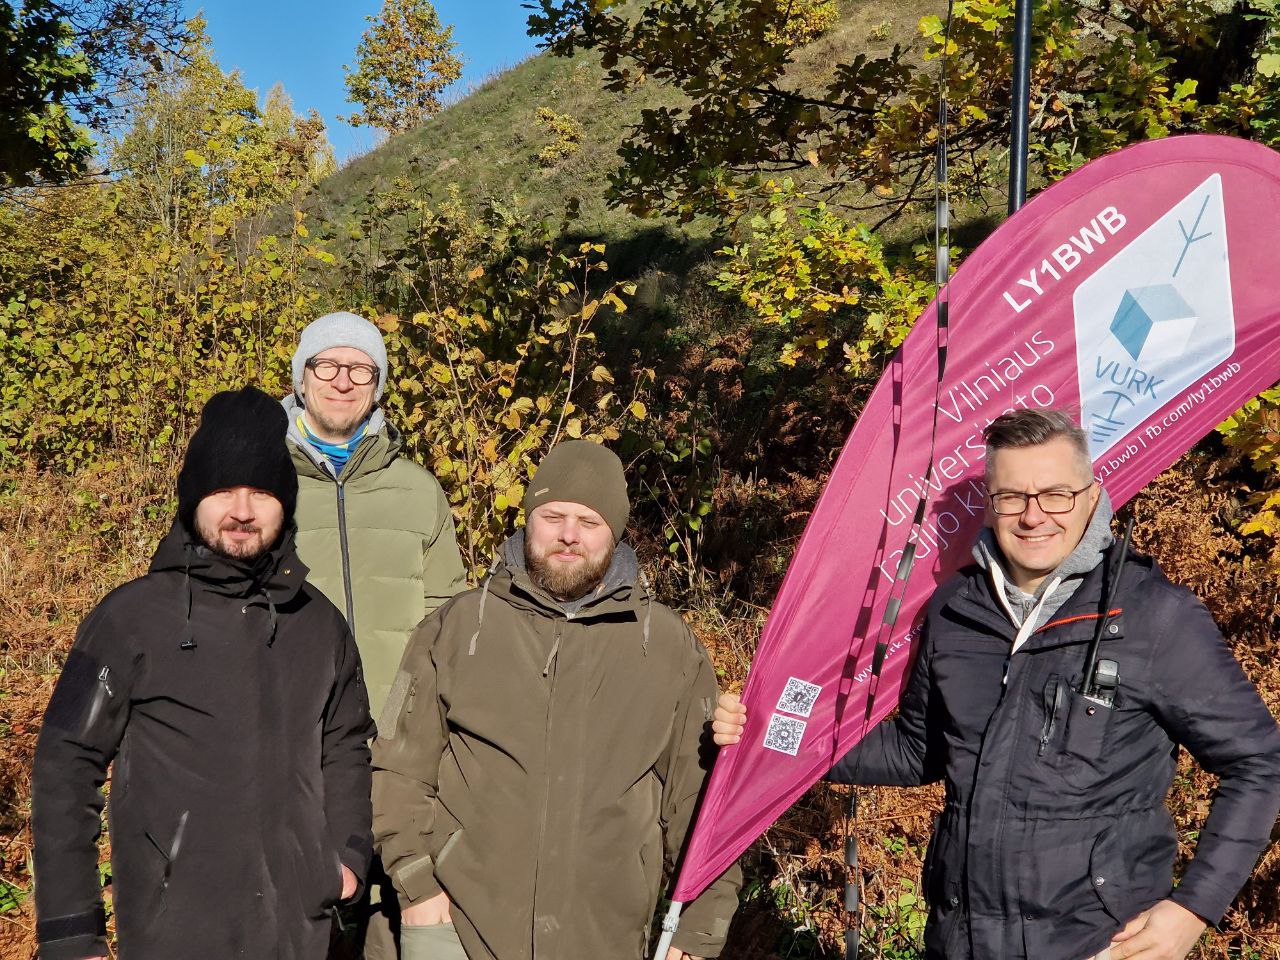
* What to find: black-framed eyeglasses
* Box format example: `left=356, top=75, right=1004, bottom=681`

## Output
left=305, top=358, right=379, bottom=386
left=988, top=483, right=1095, bottom=516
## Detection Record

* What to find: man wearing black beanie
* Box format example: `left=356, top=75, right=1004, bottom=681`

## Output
left=31, top=386, right=375, bottom=960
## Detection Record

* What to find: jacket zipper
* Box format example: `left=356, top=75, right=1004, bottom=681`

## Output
left=1038, top=678, right=1065, bottom=757
left=146, top=808, right=189, bottom=903
left=336, top=480, right=356, bottom=630
left=84, top=666, right=114, bottom=732
left=982, top=652, right=1022, bottom=921
left=531, top=619, right=563, bottom=960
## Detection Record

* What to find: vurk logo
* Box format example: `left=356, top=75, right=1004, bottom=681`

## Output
left=1073, top=174, right=1235, bottom=460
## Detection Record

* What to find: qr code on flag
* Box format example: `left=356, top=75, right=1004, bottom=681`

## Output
left=775, top=677, right=821, bottom=718
left=763, top=714, right=807, bottom=756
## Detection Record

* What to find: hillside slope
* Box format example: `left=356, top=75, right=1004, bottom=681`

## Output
left=304, top=0, right=938, bottom=261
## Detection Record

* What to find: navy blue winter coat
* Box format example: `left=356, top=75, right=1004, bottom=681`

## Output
left=831, top=546, right=1280, bottom=960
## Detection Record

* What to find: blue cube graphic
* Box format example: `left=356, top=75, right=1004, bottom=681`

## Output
left=1110, top=284, right=1198, bottom=362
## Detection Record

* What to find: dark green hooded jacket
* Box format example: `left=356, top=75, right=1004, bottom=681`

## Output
left=373, top=532, right=742, bottom=959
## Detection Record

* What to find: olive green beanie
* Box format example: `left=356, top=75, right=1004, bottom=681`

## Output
left=523, top=440, right=630, bottom=540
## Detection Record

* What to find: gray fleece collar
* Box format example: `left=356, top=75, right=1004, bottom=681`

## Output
left=973, top=487, right=1115, bottom=629
left=499, top=528, right=639, bottom=615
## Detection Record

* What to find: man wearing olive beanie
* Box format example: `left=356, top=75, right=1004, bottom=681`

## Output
left=373, top=440, right=742, bottom=960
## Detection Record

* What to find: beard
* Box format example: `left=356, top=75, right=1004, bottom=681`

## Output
left=525, top=537, right=614, bottom=601
left=197, top=517, right=273, bottom=562
left=306, top=405, right=366, bottom=442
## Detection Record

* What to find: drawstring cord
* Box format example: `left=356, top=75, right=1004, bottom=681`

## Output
left=639, top=570, right=653, bottom=657
left=178, top=564, right=196, bottom=650
left=468, top=571, right=495, bottom=656
left=176, top=543, right=286, bottom=649
left=541, top=635, right=562, bottom=677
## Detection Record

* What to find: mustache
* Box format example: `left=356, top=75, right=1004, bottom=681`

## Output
left=219, top=521, right=261, bottom=534
left=542, top=541, right=584, bottom=558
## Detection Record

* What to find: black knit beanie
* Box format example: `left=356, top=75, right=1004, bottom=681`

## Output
left=522, top=440, right=630, bottom=540
left=177, top=387, right=297, bottom=532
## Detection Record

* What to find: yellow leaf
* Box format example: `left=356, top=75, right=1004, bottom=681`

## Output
left=482, top=438, right=499, bottom=461
left=467, top=265, right=484, bottom=281
left=591, top=365, right=614, bottom=384
left=629, top=401, right=648, bottom=420
left=806, top=149, right=820, bottom=167
left=566, top=418, right=583, bottom=438
left=429, top=363, right=452, bottom=384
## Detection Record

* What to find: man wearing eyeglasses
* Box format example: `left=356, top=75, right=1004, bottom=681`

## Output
left=713, top=407, right=1280, bottom=960
left=284, top=312, right=467, bottom=959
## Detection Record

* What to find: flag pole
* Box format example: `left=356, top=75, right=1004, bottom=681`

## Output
left=652, top=900, right=684, bottom=959
left=1008, top=0, right=1034, bottom=213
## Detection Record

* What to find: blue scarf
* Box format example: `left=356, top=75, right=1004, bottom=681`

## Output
left=297, top=416, right=367, bottom=475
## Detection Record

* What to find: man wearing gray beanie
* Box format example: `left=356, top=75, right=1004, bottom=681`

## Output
left=282, top=311, right=466, bottom=960
left=373, top=440, right=742, bottom=960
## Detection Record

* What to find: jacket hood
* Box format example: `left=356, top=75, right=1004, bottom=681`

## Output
left=281, top=393, right=395, bottom=480
left=972, top=487, right=1115, bottom=635
left=152, top=518, right=304, bottom=592
left=497, top=528, right=642, bottom=617
left=462, top=530, right=653, bottom=664
left=150, top=519, right=310, bottom=648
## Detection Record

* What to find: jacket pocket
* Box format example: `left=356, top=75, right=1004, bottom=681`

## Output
left=1088, top=823, right=1146, bottom=926
left=1056, top=687, right=1114, bottom=789
left=1036, top=675, right=1114, bottom=791
left=327, top=846, right=344, bottom=905
left=435, top=827, right=464, bottom=873
left=142, top=809, right=189, bottom=915
left=921, top=807, right=964, bottom=957
left=920, top=814, right=942, bottom=900
left=638, top=828, right=663, bottom=902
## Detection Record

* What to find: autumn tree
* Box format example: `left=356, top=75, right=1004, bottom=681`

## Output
left=528, top=0, right=1277, bottom=221
left=111, top=18, right=334, bottom=237
left=343, top=0, right=463, bottom=135
left=526, top=0, right=1280, bottom=370
left=0, top=0, right=185, bottom=188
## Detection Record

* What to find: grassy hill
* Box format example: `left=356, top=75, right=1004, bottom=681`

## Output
left=304, top=0, right=940, bottom=270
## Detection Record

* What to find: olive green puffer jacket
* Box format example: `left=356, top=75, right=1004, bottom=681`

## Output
left=285, top=398, right=467, bottom=720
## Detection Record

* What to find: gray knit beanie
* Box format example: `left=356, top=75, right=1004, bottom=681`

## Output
left=523, top=440, right=630, bottom=540
left=292, top=312, right=389, bottom=402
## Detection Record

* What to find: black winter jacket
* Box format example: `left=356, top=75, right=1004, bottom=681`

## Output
left=32, top=522, right=374, bottom=960
left=831, top=546, right=1280, bottom=960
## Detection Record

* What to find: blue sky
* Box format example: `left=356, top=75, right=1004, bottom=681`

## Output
left=184, top=0, right=542, bottom=162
